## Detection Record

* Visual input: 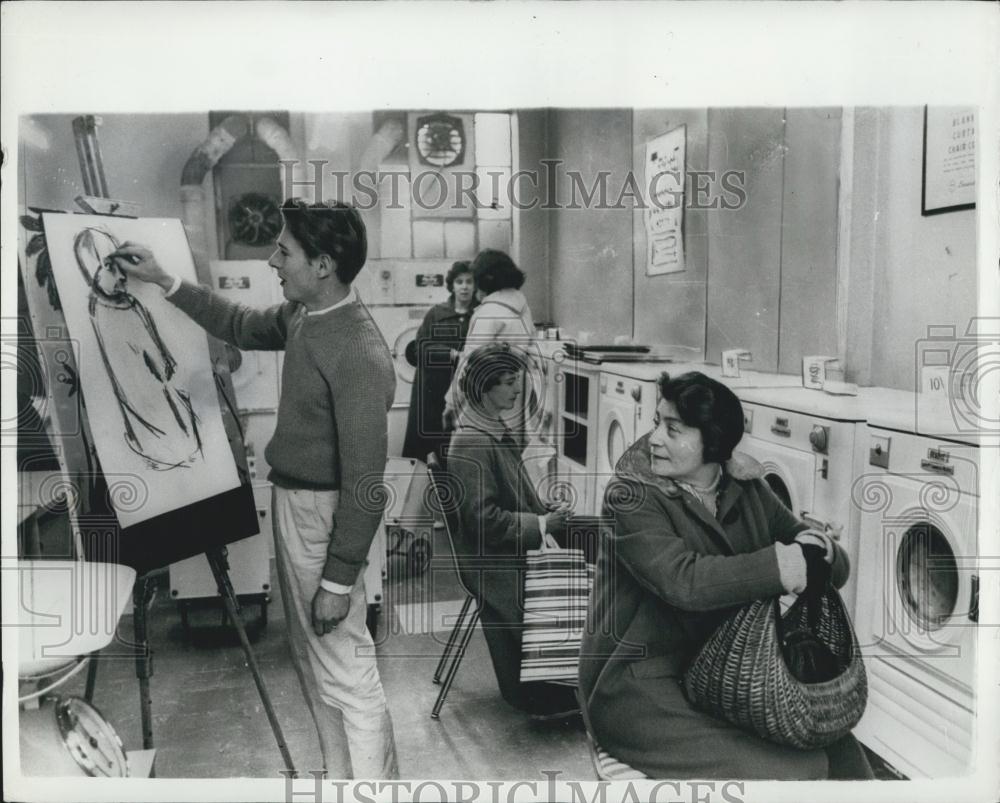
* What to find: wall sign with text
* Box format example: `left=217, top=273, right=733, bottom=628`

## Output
left=922, top=106, right=976, bottom=215
left=644, top=125, right=686, bottom=276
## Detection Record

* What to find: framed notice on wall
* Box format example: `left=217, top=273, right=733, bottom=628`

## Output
left=644, top=125, right=686, bottom=275
left=922, top=106, right=976, bottom=215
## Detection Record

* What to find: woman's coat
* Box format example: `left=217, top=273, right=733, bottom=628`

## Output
left=578, top=433, right=856, bottom=780
left=401, top=298, right=474, bottom=462
left=446, top=414, right=547, bottom=707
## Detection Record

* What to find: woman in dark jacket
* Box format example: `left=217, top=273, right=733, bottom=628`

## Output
left=578, top=371, right=872, bottom=779
left=447, top=344, right=580, bottom=719
left=402, top=261, right=477, bottom=464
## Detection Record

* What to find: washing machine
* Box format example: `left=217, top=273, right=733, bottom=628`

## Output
left=850, top=393, right=980, bottom=778
left=734, top=386, right=869, bottom=614
left=357, top=259, right=451, bottom=457
left=520, top=342, right=563, bottom=501
left=208, top=260, right=282, bottom=412
left=549, top=354, right=603, bottom=516
left=593, top=362, right=667, bottom=513
left=666, top=361, right=803, bottom=391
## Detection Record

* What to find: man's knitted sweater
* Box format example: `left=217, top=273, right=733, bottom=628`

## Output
left=168, top=281, right=396, bottom=586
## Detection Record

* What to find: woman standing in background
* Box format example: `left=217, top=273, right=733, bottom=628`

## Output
left=402, top=261, right=477, bottom=465
left=444, top=249, right=540, bottom=443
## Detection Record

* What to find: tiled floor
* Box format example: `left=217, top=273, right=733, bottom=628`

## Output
left=53, top=528, right=595, bottom=780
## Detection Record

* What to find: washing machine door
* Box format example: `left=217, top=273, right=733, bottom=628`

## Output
left=863, top=486, right=977, bottom=694
left=368, top=307, right=428, bottom=407
left=606, top=417, right=629, bottom=470
left=593, top=401, right=635, bottom=513
left=734, top=437, right=814, bottom=517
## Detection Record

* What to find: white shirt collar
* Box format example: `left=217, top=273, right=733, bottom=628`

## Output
left=306, top=287, right=356, bottom=316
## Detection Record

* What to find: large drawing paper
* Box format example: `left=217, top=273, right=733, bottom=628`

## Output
left=42, top=214, right=240, bottom=527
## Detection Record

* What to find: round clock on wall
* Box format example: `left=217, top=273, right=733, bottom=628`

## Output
left=415, top=113, right=466, bottom=168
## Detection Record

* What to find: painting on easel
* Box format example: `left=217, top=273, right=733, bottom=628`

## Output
left=41, top=214, right=240, bottom=527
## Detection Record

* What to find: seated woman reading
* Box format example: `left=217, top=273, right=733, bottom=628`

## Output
left=578, top=371, right=873, bottom=779
left=447, top=344, right=580, bottom=720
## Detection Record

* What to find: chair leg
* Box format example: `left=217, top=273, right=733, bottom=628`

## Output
left=433, top=596, right=474, bottom=684
left=431, top=607, right=480, bottom=719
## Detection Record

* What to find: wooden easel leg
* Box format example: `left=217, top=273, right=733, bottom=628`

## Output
left=84, top=653, right=100, bottom=702
left=206, top=547, right=296, bottom=775
left=133, top=574, right=156, bottom=750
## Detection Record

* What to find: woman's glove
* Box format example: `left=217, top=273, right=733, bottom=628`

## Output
left=794, top=529, right=834, bottom=561
left=798, top=541, right=832, bottom=596
left=797, top=541, right=832, bottom=628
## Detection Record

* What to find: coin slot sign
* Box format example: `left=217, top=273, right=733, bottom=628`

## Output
left=921, top=365, right=950, bottom=399
left=869, top=434, right=891, bottom=468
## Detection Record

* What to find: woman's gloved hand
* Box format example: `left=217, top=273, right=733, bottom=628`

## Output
left=796, top=540, right=833, bottom=627
left=794, top=528, right=834, bottom=559
left=798, top=541, right=832, bottom=596
left=794, top=529, right=834, bottom=595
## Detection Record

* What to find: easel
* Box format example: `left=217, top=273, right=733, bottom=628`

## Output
left=21, top=115, right=295, bottom=774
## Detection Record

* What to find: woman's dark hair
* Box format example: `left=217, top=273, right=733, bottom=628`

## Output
left=461, top=344, right=526, bottom=406
left=445, top=260, right=472, bottom=294
left=280, top=198, right=367, bottom=284
left=471, top=249, right=525, bottom=294
left=657, top=371, right=745, bottom=464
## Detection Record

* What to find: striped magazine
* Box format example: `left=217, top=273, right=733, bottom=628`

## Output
left=520, top=547, right=595, bottom=685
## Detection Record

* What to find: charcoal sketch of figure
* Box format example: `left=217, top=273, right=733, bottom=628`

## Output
left=74, top=227, right=203, bottom=470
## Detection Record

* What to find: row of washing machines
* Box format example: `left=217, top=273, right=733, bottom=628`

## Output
left=532, top=348, right=981, bottom=780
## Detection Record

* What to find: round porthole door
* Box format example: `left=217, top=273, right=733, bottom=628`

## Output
left=764, top=471, right=793, bottom=512
left=606, top=416, right=628, bottom=471
left=895, top=520, right=960, bottom=633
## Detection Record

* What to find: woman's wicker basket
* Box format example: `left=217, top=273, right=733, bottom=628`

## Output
left=683, top=588, right=867, bottom=750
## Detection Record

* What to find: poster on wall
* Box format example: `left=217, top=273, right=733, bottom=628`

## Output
left=644, top=125, right=686, bottom=276
left=922, top=106, right=976, bottom=215
left=41, top=214, right=242, bottom=528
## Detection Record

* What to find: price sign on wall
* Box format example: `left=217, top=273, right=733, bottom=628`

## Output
left=644, top=125, right=686, bottom=276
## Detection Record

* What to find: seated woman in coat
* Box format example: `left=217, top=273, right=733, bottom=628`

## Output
left=578, top=371, right=872, bottom=779
left=447, top=344, right=580, bottom=719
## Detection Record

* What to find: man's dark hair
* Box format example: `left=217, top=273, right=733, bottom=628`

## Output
left=471, top=249, right=525, bottom=295
left=657, top=371, right=745, bottom=464
left=280, top=198, right=367, bottom=284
